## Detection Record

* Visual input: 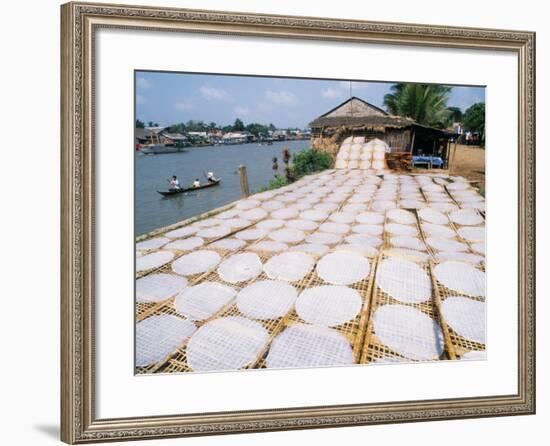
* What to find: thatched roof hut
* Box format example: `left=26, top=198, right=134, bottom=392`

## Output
left=309, top=97, right=451, bottom=166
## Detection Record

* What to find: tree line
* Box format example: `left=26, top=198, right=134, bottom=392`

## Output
left=135, top=118, right=301, bottom=137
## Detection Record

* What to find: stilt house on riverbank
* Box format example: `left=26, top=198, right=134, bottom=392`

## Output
left=309, top=97, right=451, bottom=167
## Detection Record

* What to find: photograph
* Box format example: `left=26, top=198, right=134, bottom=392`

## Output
left=134, top=71, right=487, bottom=374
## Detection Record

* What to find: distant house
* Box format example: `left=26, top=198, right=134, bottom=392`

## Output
left=272, top=129, right=287, bottom=141
left=222, top=132, right=249, bottom=145
left=309, top=96, right=451, bottom=164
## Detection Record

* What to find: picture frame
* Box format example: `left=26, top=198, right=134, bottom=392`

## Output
left=60, top=1, right=536, bottom=443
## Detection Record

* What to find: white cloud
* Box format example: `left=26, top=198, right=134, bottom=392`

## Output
left=234, top=106, right=250, bottom=116
left=322, top=88, right=343, bottom=99
left=136, top=77, right=152, bottom=89
left=200, top=86, right=230, bottom=101
left=175, top=99, right=194, bottom=111
left=265, top=90, right=297, bottom=105
left=136, top=94, right=145, bottom=105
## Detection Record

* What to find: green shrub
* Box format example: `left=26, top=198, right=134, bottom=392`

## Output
left=291, top=149, right=334, bottom=178
left=258, top=175, right=289, bottom=192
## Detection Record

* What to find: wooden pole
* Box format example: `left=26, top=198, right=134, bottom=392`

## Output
left=238, top=165, right=250, bottom=198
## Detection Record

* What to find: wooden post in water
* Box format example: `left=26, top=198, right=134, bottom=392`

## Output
left=238, top=165, right=250, bottom=198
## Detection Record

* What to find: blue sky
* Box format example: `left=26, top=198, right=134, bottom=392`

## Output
left=135, top=71, right=485, bottom=129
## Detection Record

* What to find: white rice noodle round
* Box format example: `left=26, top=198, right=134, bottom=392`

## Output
left=237, top=280, right=297, bottom=319
left=268, top=228, right=306, bottom=243
left=236, top=199, right=261, bottom=210
left=240, top=208, right=269, bottom=221
left=136, top=237, right=170, bottom=251
left=441, top=296, right=486, bottom=344
left=384, top=248, right=430, bottom=262
left=136, top=315, right=196, bottom=367
left=217, top=253, right=263, bottom=284
left=385, top=223, right=418, bottom=237
left=296, top=285, right=362, bottom=326
left=371, top=200, right=396, bottom=212
left=421, top=223, right=456, bottom=238
left=351, top=224, right=383, bottom=236
left=373, top=305, right=444, bottom=360
left=316, top=252, right=371, bottom=285
left=436, top=251, right=485, bottom=265
left=186, top=317, right=269, bottom=371
left=426, top=237, right=469, bottom=252
left=345, top=234, right=382, bottom=248
left=433, top=261, right=485, bottom=297
left=165, top=237, right=205, bottom=251
left=418, top=207, right=448, bottom=224
left=256, top=219, right=285, bottom=230
left=449, top=209, right=484, bottom=226
left=319, top=222, right=350, bottom=234
left=305, top=232, right=343, bottom=245
left=376, top=258, right=432, bottom=303
left=266, top=324, right=354, bottom=369
left=235, top=228, right=268, bottom=241
left=289, top=243, right=330, bottom=256
left=136, top=273, right=188, bottom=303
left=356, top=211, right=385, bottom=225
left=196, top=226, right=231, bottom=239
left=209, top=238, right=246, bottom=251
left=471, top=242, right=486, bottom=255
left=136, top=251, right=174, bottom=272
left=386, top=209, right=416, bottom=224
left=174, top=282, right=237, bottom=321
left=300, top=209, right=329, bottom=221
left=263, top=251, right=315, bottom=282
left=457, top=227, right=486, bottom=242
left=171, top=250, right=221, bottom=276
left=250, top=241, right=289, bottom=252
left=271, top=208, right=299, bottom=220
left=329, top=212, right=356, bottom=224
left=390, top=236, right=426, bottom=251
left=164, top=226, right=198, bottom=239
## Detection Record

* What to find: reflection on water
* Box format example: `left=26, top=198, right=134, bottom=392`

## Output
left=135, top=140, right=309, bottom=235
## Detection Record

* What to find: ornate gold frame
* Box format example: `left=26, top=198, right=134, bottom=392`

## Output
left=60, top=2, right=536, bottom=443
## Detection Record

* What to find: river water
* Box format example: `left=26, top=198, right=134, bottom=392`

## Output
left=135, top=140, right=310, bottom=235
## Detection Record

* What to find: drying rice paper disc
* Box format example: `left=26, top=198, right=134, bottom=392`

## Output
left=220, top=218, right=251, bottom=229
left=250, top=240, right=289, bottom=252
left=385, top=223, right=418, bottom=237
left=196, top=226, right=231, bottom=239
left=237, top=280, right=297, bottom=319
left=329, top=212, right=355, bottom=224
left=421, top=223, right=456, bottom=238
left=265, top=324, right=353, bottom=369
left=289, top=243, right=330, bottom=256
left=269, top=228, right=306, bottom=243
left=217, top=253, right=262, bottom=284
left=261, top=200, right=285, bottom=211
left=271, top=208, right=299, bottom=220
left=165, top=236, right=205, bottom=251
left=447, top=182, right=470, bottom=191
left=136, top=237, right=170, bottom=251
left=433, top=261, right=485, bottom=297
left=315, top=202, right=339, bottom=212
left=351, top=224, right=383, bottom=236
left=471, top=242, right=486, bottom=255
left=256, top=219, right=286, bottom=230
left=436, top=251, right=484, bottom=265
left=236, top=199, right=261, bottom=210
left=240, top=208, right=268, bottom=220
left=216, top=209, right=241, bottom=219
left=192, top=218, right=223, bottom=228
left=186, top=316, right=269, bottom=371
left=348, top=160, right=359, bottom=169
left=235, top=228, right=268, bottom=241
left=174, top=282, right=237, bottom=321
left=430, top=202, right=459, bottom=212
left=296, top=285, right=362, bottom=327
left=356, top=212, right=385, bottom=225
left=136, top=315, right=196, bottom=367
left=390, top=236, right=425, bottom=251
left=384, top=248, right=430, bottom=262
left=306, top=232, right=343, bottom=245
left=441, top=296, right=486, bottom=344
left=319, top=222, right=350, bottom=234
left=373, top=304, right=444, bottom=360
left=136, top=273, right=188, bottom=303
left=399, top=200, right=425, bottom=209
left=426, top=237, right=469, bottom=252
left=300, top=209, right=329, bottom=221
left=335, top=243, right=378, bottom=257
left=345, top=234, right=382, bottom=248
left=386, top=209, right=416, bottom=224
left=376, top=258, right=431, bottom=303
left=164, top=226, right=198, bottom=239
left=286, top=219, right=318, bottom=231
left=372, top=160, right=386, bottom=170
left=457, top=227, right=485, bottom=242
left=209, top=238, right=246, bottom=251
left=172, top=250, right=221, bottom=276
left=371, top=200, right=395, bottom=212
left=335, top=159, right=348, bottom=169
left=137, top=251, right=174, bottom=273
left=449, top=209, right=484, bottom=226
left=316, top=252, right=371, bottom=285
left=263, top=252, right=314, bottom=282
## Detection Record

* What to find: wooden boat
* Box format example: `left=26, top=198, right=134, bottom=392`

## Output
left=157, top=179, right=221, bottom=196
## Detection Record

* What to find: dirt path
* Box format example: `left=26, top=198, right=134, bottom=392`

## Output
left=448, top=144, right=485, bottom=192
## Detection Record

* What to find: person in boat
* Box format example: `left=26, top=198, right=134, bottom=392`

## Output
left=193, top=178, right=201, bottom=188
left=206, top=171, right=217, bottom=183
left=169, top=175, right=181, bottom=191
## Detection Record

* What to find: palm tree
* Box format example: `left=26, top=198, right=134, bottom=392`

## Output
left=383, top=84, right=452, bottom=128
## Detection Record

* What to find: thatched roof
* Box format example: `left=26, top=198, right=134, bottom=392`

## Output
left=309, top=96, right=416, bottom=129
